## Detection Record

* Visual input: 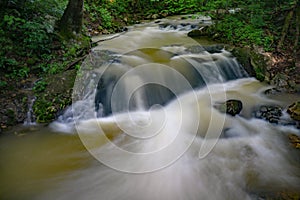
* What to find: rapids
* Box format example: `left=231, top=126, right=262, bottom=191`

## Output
left=1, top=16, right=299, bottom=200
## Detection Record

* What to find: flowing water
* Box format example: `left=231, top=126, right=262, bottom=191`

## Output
left=1, top=16, right=300, bottom=200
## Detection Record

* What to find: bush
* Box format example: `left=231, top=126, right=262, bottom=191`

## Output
left=0, top=0, right=67, bottom=77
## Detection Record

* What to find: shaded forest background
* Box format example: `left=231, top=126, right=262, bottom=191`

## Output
left=0, top=0, right=299, bottom=80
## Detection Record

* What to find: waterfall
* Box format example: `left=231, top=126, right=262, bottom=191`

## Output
left=48, top=18, right=300, bottom=200
left=67, top=47, right=249, bottom=119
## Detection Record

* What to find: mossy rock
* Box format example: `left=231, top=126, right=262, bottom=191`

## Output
left=287, top=101, right=300, bottom=121
left=187, top=26, right=212, bottom=38
left=230, top=47, right=269, bottom=81
left=230, top=47, right=256, bottom=77
left=187, top=29, right=203, bottom=37
left=288, top=134, right=300, bottom=149
left=249, top=50, right=268, bottom=81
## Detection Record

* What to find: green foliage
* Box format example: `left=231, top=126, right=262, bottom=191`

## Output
left=202, top=0, right=297, bottom=51
left=33, top=96, right=56, bottom=123
left=213, top=15, right=265, bottom=46
left=204, top=0, right=229, bottom=10
left=84, top=0, right=203, bottom=31
left=1, top=14, right=51, bottom=57
left=0, top=0, right=67, bottom=78
left=0, top=80, right=7, bottom=88
left=85, top=2, right=113, bottom=29
left=33, top=92, right=72, bottom=123
left=158, top=0, right=200, bottom=15
left=33, top=80, right=48, bottom=93
left=98, top=8, right=113, bottom=29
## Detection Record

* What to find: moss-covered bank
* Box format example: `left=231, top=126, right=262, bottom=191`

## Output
left=33, top=69, right=77, bottom=123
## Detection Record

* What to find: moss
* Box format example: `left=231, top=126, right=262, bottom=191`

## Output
left=33, top=69, right=76, bottom=123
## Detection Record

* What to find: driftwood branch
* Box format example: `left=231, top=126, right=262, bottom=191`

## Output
left=64, top=55, right=87, bottom=71
left=91, top=31, right=127, bottom=45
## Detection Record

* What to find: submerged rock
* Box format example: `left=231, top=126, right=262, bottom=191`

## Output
left=254, top=105, right=283, bottom=124
left=215, top=99, right=243, bottom=116
left=287, top=101, right=300, bottom=121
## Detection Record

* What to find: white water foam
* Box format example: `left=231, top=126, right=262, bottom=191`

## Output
left=48, top=78, right=300, bottom=200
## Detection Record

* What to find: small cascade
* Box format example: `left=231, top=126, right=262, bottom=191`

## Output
left=20, top=78, right=37, bottom=126
left=158, top=15, right=212, bottom=31
left=23, top=95, right=36, bottom=126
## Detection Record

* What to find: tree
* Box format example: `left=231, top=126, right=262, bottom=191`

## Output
left=57, top=0, right=84, bottom=38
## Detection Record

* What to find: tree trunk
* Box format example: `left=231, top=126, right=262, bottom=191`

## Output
left=294, top=3, right=300, bottom=57
left=57, top=0, right=84, bottom=37
left=277, top=9, right=294, bottom=51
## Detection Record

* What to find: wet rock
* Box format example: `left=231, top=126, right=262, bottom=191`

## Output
left=288, top=134, right=300, bottom=149
left=160, top=22, right=200, bottom=31
left=159, top=23, right=176, bottom=29
left=147, top=14, right=160, bottom=20
left=202, top=45, right=224, bottom=54
left=264, top=87, right=281, bottom=95
left=253, top=105, right=299, bottom=127
left=152, top=14, right=160, bottom=19
left=160, top=12, right=168, bottom=18
left=287, top=101, right=300, bottom=121
left=254, top=105, right=283, bottom=124
left=215, top=99, right=243, bottom=116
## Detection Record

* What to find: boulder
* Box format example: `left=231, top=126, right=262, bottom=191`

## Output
left=287, top=101, right=300, bottom=121
left=216, top=99, right=243, bottom=116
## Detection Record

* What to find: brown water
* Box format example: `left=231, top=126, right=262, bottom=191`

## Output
left=0, top=127, right=92, bottom=199
left=1, top=81, right=299, bottom=200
